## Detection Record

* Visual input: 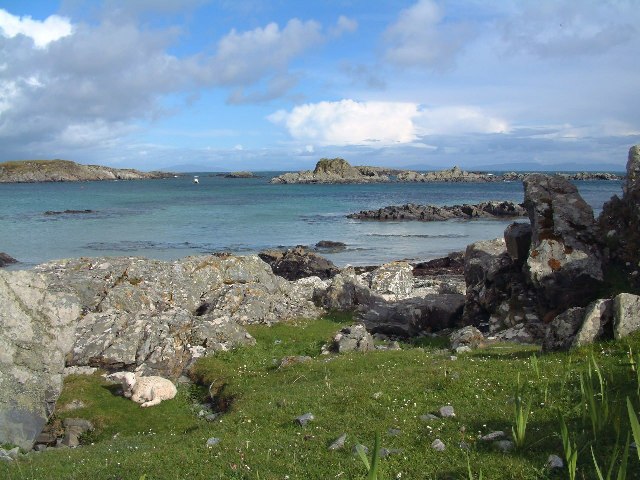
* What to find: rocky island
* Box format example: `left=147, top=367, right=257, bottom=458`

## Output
left=0, top=159, right=176, bottom=183
left=347, top=200, right=527, bottom=221
left=270, top=158, right=623, bottom=184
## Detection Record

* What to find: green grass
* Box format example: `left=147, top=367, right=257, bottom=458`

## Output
left=3, top=315, right=640, bottom=479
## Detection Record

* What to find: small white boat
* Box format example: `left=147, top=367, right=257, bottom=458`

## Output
left=193, top=176, right=199, bottom=184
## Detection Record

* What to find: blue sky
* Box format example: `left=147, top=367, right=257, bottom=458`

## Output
left=0, top=0, right=638, bottom=171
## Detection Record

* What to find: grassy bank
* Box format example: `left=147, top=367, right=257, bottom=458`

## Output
left=3, top=314, right=640, bottom=479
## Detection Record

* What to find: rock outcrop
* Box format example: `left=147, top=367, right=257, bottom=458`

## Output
left=396, top=166, right=497, bottom=183
left=270, top=158, right=389, bottom=184
left=258, top=246, right=339, bottom=280
left=599, top=145, right=640, bottom=282
left=0, top=159, right=174, bottom=183
left=524, top=174, right=604, bottom=315
left=0, top=252, right=18, bottom=267
left=348, top=201, right=526, bottom=221
left=0, top=270, right=81, bottom=450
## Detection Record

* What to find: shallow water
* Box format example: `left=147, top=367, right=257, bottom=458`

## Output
left=0, top=174, right=622, bottom=268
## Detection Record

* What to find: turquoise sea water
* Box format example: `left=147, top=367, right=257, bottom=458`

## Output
left=0, top=173, right=623, bottom=268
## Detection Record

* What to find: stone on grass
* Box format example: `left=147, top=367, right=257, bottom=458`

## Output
left=546, top=454, right=564, bottom=469
left=379, top=448, right=403, bottom=458
left=331, top=324, right=374, bottom=353
left=613, top=293, right=640, bottom=339
left=480, top=431, right=505, bottom=442
left=494, top=440, right=514, bottom=452
left=387, top=428, right=402, bottom=436
left=431, top=439, right=446, bottom=451
left=420, top=414, right=439, bottom=422
left=295, top=413, right=314, bottom=426
left=206, top=437, right=221, bottom=447
left=328, top=433, right=347, bottom=450
left=439, top=405, right=455, bottom=418
left=450, top=326, right=484, bottom=350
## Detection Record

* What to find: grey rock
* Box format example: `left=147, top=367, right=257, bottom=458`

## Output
left=320, top=270, right=371, bottom=311
left=420, top=414, right=439, bottom=422
left=0, top=252, right=18, bottom=268
left=295, top=412, right=315, bottom=426
left=369, top=261, right=413, bottom=297
left=258, top=246, right=339, bottom=281
left=494, top=440, right=514, bottom=452
left=480, top=431, right=505, bottom=442
left=379, top=447, right=403, bottom=458
left=614, top=293, right=640, bottom=339
left=348, top=201, right=526, bottom=221
left=524, top=174, right=603, bottom=313
left=431, top=438, right=446, bottom=451
left=504, top=222, right=532, bottom=265
left=387, top=428, right=402, bottom=436
left=331, top=324, right=374, bottom=353
left=450, top=326, right=484, bottom=350
left=455, top=346, right=472, bottom=354
left=546, top=454, right=564, bottom=469
left=573, top=299, right=612, bottom=347
left=439, top=406, right=455, bottom=418
left=0, top=269, right=81, bottom=450
left=543, top=307, right=586, bottom=352
left=206, top=437, right=221, bottom=447
left=62, top=418, right=94, bottom=432
left=352, top=444, right=369, bottom=455
left=328, top=433, right=347, bottom=450
left=271, top=158, right=389, bottom=184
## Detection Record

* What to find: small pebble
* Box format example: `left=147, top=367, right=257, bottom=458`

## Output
left=372, top=391, right=383, bottom=399
left=431, top=439, right=446, bottom=451
left=379, top=448, right=403, bottom=458
left=295, top=412, right=314, bottom=426
left=480, top=431, right=505, bottom=442
left=546, top=454, right=564, bottom=469
left=328, top=433, right=347, bottom=450
left=387, top=428, right=402, bottom=436
left=206, top=437, right=221, bottom=447
left=439, top=405, right=455, bottom=418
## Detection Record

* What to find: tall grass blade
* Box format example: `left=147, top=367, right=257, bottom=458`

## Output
left=367, top=432, right=381, bottom=480
left=561, top=417, right=578, bottom=480
left=627, top=397, right=640, bottom=462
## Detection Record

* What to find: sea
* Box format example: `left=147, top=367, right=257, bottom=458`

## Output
left=0, top=173, right=624, bottom=269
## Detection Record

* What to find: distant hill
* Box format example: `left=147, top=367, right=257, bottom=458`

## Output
left=0, top=160, right=176, bottom=183
left=401, top=161, right=625, bottom=173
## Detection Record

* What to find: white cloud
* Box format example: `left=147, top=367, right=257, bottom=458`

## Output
left=269, top=100, right=509, bottom=146
left=330, top=15, right=358, bottom=37
left=269, top=99, right=420, bottom=146
left=0, top=9, right=73, bottom=48
left=383, top=0, right=473, bottom=69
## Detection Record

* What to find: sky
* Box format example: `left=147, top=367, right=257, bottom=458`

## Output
left=0, top=0, right=639, bottom=171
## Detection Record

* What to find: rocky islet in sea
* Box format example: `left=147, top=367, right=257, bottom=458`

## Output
left=0, top=146, right=638, bottom=453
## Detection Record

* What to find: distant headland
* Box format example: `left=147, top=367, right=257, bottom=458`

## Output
left=0, top=159, right=176, bottom=183
left=270, top=158, right=622, bottom=184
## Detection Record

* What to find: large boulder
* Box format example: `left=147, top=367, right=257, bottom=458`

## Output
left=0, top=252, right=18, bottom=268
left=0, top=270, right=81, bottom=450
left=320, top=269, right=371, bottom=311
left=330, top=324, right=374, bottom=353
left=523, top=174, right=603, bottom=314
left=369, top=261, right=413, bottom=297
left=599, top=146, right=640, bottom=281
left=259, top=246, right=339, bottom=281
left=613, top=293, right=640, bottom=339
left=542, top=307, right=586, bottom=351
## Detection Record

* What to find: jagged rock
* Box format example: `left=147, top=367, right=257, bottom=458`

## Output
left=573, top=299, right=612, bottom=347
left=0, top=252, right=18, bottom=267
left=524, top=174, right=603, bottom=314
left=270, top=158, right=389, bottom=184
left=328, top=433, right=347, bottom=450
left=412, top=251, right=465, bottom=276
left=258, top=246, right=339, bottom=280
left=450, top=326, right=484, bottom=350
left=504, top=222, right=532, bottom=265
left=319, top=270, right=371, bottom=311
left=599, top=146, right=640, bottom=284
left=347, top=201, right=526, bottom=221
left=397, top=166, right=497, bottom=183
left=613, top=293, right=640, bottom=339
left=542, top=307, right=586, bottom=351
left=363, top=294, right=465, bottom=336
left=0, top=270, right=81, bottom=450
left=315, top=240, right=347, bottom=252
left=331, top=324, right=374, bottom=353
left=369, top=261, right=413, bottom=297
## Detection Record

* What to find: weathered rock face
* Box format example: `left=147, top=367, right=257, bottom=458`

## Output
left=36, top=255, right=324, bottom=378
left=523, top=174, right=603, bottom=314
left=320, top=269, right=371, bottom=311
left=0, top=270, right=81, bottom=450
left=542, top=307, right=587, bottom=351
left=270, top=158, right=389, bottom=184
left=613, top=293, right=640, bottom=339
left=330, top=324, right=374, bottom=353
left=0, top=252, right=18, bottom=267
left=504, top=222, right=532, bottom=265
left=396, top=166, right=497, bottom=183
left=259, top=247, right=339, bottom=281
left=368, top=261, right=413, bottom=297
left=599, top=146, right=640, bottom=279
left=450, top=326, right=484, bottom=350
left=347, top=201, right=526, bottom=221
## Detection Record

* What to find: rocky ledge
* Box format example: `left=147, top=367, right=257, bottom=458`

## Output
left=348, top=201, right=527, bottom=221
left=0, top=252, right=18, bottom=267
left=0, top=159, right=175, bottom=183
left=270, top=158, right=390, bottom=184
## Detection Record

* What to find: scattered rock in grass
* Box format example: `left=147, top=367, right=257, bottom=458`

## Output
left=328, top=433, right=347, bottom=450
left=205, top=413, right=220, bottom=422
left=387, top=428, right=402, bottom=436
left=372, top=391, right=383, bottom=399
left=493, top=440, right=514, bottom=452
left=546, top=454, right=564, bottom=469
left=439, top=406, right=455, bottom=418
left=380, top=448, right=403, bottom=458
left=60, top=418, right=94, bottom=448
left=58, top=399, right=86, bottom=412
left=449, top=355, right=458, bottom=361
left=331, top=324, right=374, bottom=353
left=34, top=444, right=48, bottom=452
left=295, top=413, right=314, bottom=426
left=459, top=441, right=470, bottom=450
left=206, top=437, right=221, bottom=447
left=420, top=414, right=439, bottom=422
left=480, top=431, right=505, bottom=442
left=279, top=355, right=312, bottom=368
left=0, top=447, right=19, bottom=460
left=431, top=439, right=446, bottom=451
left=449, top=326, right=484, bottom=350
left=454, top=346, right=472, bottom=354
